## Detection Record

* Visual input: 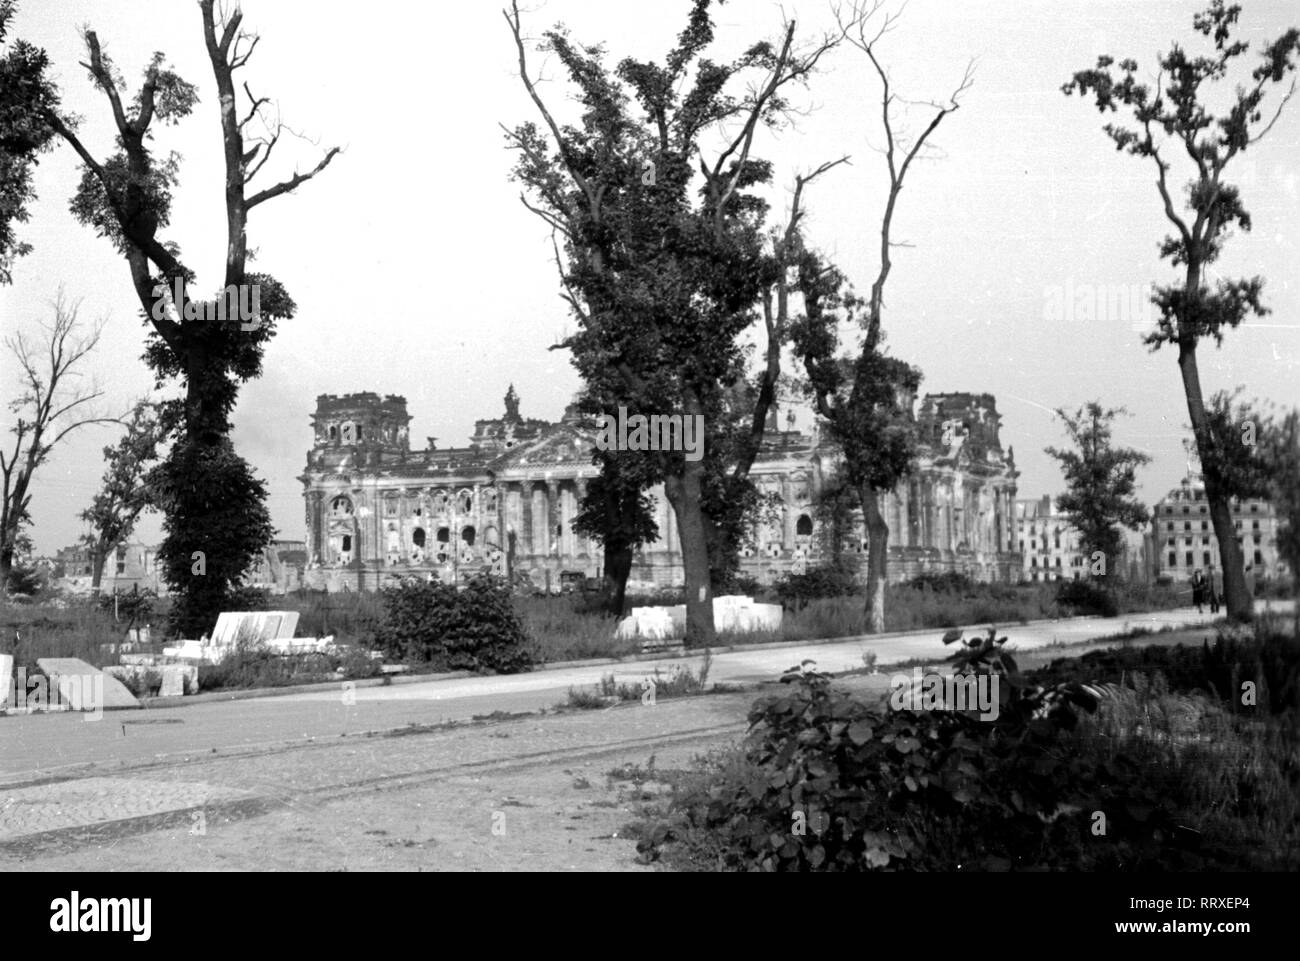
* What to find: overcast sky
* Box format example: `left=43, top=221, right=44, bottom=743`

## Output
left=3, top=0, right=1297, bottom=555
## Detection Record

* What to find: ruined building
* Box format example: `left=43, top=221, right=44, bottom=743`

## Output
left=299, top=388, right=1022, bottom=592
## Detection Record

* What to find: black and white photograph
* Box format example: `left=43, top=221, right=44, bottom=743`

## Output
left=0, top=0, right=1297, bottom=921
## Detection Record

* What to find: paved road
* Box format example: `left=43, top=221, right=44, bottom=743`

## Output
left=3, top=600, right=1287, bottom=786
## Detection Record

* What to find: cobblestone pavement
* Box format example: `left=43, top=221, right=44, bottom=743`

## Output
left=0, top=692, right=753, bottom=871
left=0, top=777, right=250, bottom=840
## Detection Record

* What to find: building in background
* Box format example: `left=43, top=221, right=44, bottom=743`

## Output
left=1015, top=496, right=1151, bottom=583
left=299, top=388, right=1023, bottom=592
left=1151, top=470, right=1287, bottom=584
left=1015, top=496, right=1086, bottom=582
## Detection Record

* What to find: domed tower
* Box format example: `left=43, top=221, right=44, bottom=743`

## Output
left=310, top=392, right=411, bottom=464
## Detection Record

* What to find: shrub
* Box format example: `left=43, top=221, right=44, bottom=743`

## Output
left=96, top=587, right=158, bottom=625
left=1055, top=577, right=1119, bottom=617
left=774, top=560, right=859, bottom=609
left=374, top=574, right=533, bottom=674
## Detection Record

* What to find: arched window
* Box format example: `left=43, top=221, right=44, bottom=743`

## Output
left=341, top=422, right=355, bottom=444
left=328, top=425, right=337, bottom=441
left=436, top=527, right=450, bottom=543
left=459, top=491, right=474, bottom=514
left=796, top=515, right=813, bottom=537
left=356, top=424, right=363, bottom=441
left=413, top=528, right=426, bottom=548
left=341, top=534, right=352, bottom=553
left=330, top=496, right=353, bottom=517
left=462, top=526, right=476, bottom=547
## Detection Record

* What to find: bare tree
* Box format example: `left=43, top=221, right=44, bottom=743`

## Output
left=0, top=290, right=116, bottom=594
left=795, top=2, right=973, bottom=632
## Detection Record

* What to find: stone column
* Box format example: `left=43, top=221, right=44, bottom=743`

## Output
left=546, top=480, right=559, bottom=558
left=781, top=477, right=794, bottom=551
left=575, top=477, right=590, bottom=559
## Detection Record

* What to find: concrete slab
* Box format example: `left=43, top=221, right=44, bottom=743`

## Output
left=35, top=657, right=139, bottom=710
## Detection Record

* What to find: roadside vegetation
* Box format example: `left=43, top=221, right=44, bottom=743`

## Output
left=624, top=612, right=1300, bottom=871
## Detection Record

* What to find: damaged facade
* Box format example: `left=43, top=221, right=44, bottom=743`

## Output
left=299, top=387, right=1022, bottom=592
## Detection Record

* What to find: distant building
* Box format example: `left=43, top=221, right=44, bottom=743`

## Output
left=1151, top=471, right=1287, bottom=583
left=52, top=541, right=165, bottom=594
left=298, top=388, right=1024, bottom=593
left=1015, top=496, right=1150, bottom=583
left=1015, top=496, right=1086, bottom=581
left=245, top=540, right=308, bottom=594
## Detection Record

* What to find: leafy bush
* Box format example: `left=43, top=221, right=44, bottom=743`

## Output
left=637, top=624, right=1289, bottom=873
left=96, top=587, right=158, bottom=625
left=1034, top=614, right=1300, bottom=715
left=374, top=574, right=533, bottom=674
left=774, top=560, right=859, bottom=609
left=1055, top=577, right=1119, bottom=617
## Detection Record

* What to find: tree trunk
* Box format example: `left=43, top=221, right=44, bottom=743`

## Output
left=0, top=546, right=13, bottom=596
left=1178, top=341, right=1252, bottom=622
left=90, top=547, right=106, bottom=595
left=860, top=486, right=889, bottom=634
left=664, top=462, right=716, bottom=647
left=604, top=541, right=633, bottom=618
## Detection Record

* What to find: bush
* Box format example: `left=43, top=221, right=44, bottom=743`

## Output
left=1055, top=577, right=1119, bottom=617
left=374, top=574, right=533, bottom=674
left=96, top=587, right=158, bottom=625
left=774, top=560, right=859, bottom=609
left=637, top=627, right=1292, bottom=872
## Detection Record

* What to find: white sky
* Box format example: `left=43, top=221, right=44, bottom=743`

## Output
left=3, top=0, right=1297, bottom=555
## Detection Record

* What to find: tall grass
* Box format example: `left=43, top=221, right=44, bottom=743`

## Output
left=0, top=598, right=145, bottom=670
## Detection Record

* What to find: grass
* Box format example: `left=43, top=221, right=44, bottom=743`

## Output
left=564, top=652, right=718, bottom=709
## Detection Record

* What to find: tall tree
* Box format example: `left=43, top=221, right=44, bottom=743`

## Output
left=0, top=291, right=115, bottom=594
left=0, top=0, right=58, bottom=284
left=504, top=0, right=849, bottom=644
left=1063, top=0, right=1300, bottom=621
left=40, top=2, right=338, bottom=636
left=1044, top=402, right=1151, bottom=586
left=79, top=400, right=163, bottom=594
left=792, top=3, right=971, bottom=632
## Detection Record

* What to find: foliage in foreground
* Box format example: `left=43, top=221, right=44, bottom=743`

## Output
left=637, top=622, right=1299, bottom=871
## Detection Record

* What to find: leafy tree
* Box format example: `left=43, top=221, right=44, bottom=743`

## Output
left=571, top=446, right=659, bottom=618
left=1063, top=0, right=1300, bottom=621
left=1203, top=393, right=1300, bottom=606
left=0, top=291, right=116, bottom=595
left=504, top=0, right=850, bottom=644
left=0, top=0, right=59, bottom=284
left=38, top=2, right=338, bottom=636
left=1044, top=402, right=1151, bottom=586
left=79, top=400, right=163, bottom=594
left=792, top=5, right=971, bottom=632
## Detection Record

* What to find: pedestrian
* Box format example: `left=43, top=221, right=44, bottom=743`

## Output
left=1207, top=565, right=1221, bottom=614
left=1190, top=569, right=1205, bottom=613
